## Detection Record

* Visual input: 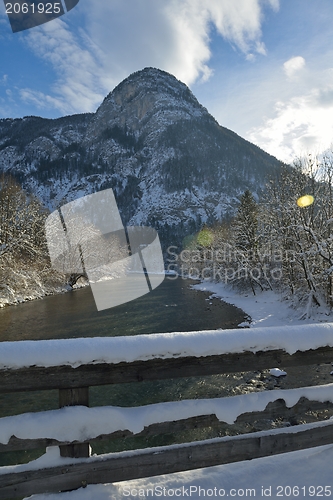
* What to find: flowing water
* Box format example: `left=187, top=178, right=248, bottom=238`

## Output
left=0, top=277, right=246, bottom=342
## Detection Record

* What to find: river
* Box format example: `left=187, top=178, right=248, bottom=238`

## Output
left=0, top=277, right=246, bottom=341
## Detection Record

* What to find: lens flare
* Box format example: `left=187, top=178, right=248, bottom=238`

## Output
left=297, top=195, right=314, bottom=208
left=197, top=228, right=214, bottom=247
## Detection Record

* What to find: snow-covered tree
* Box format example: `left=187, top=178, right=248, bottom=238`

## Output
left=263, top=154, right=333, bottom=316
left=0, top=175, right=48, bottom=262
left=0, top=175, right=63, bottom=303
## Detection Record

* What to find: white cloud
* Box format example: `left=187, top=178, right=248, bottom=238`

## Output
left=87, top=0, right=277, bottom=83
left=19, top=88, right=69, bottom=113
left=20, top=0, right=278, bottom=114
left=283, top=56, right=306, bottom=79
left=206, top=0, right=268, bottom=55
left=248, top=84, right=333, bottom=163
left=24, top=18, right=108, bottom=114
left=267, top=0, right=279, bottom=11
left=21, top=19, right=109, bottom=113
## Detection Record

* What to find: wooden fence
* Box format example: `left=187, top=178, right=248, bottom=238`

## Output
left=1, top=337, right=333, bottom=498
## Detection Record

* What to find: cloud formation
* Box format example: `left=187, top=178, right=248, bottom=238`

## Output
left=248, top=81, right=333, bottom=163
left=21, top=0, right=278, bottom=114
left=24, top=18, right=108, bottom=114
left=283, top=56, right=306, bottom=79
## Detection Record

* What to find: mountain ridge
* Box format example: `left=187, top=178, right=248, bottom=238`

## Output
left=0, top=67, right=282, bottom=249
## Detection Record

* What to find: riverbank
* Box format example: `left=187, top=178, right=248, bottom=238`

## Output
left=2, top=270, right=333, bottom=328
left=0, top=284, right=68, bottom=308
left=0, top=276, right=88, bottom=308
left=192, top=280, right=333, bottom=327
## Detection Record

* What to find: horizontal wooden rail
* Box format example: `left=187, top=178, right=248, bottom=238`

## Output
left=1, top=420, right=333, bottom=498
left=1, top=397, right=332, bottom=454
left=1, top=346, right=333, bottom=393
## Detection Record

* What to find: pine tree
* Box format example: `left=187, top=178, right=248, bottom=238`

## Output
left=232, top=190, right=262, bottom=294
left=234, top=190, right=258, bottom=253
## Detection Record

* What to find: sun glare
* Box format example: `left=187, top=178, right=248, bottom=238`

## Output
left=296, top=195, right=314, bottom=208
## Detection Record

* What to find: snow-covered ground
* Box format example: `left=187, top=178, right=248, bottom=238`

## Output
left=21, top=442, right=333, bottom=500
left=192, top=281, right=333, bottom=328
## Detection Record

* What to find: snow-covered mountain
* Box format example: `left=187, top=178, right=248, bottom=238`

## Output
left=0, top=67, right=281, bottom=248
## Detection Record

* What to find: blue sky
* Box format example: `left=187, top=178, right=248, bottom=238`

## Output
left=1, top=0, right=333, bottom=162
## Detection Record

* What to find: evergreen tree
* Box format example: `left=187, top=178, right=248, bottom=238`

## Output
left=232, top=190, right=264, bottom=294
left=234, top=190, right=258, bottom=253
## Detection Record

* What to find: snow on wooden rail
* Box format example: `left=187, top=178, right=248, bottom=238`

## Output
left=1, top=324, right=333, bottom=498
left=1, top=420, right=333, bottom=498
left=1, top=323, right=333, bottom=370
left=0, top=384, right=333, bottom=452
left=1, top=324, right=333, bottom=394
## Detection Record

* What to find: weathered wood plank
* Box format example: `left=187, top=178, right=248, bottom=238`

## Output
left=59, top=387, right=89, bottom=458
left=1, top=397, right=332, bottom=453
left=1, top=421, right=333, bottom=499
left=59, top=387, right=89, bottom=408
left=1, top=346, right=333, bottom=393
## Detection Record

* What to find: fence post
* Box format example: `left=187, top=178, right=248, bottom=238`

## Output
left=59, top=387, right=90, bottom=458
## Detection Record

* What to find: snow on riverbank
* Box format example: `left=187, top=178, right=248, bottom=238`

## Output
left=0, top=284, right=69, bottom=309
left=192, top=281, right=333, bottom=327
left=0, top=278, right=88, bottom=309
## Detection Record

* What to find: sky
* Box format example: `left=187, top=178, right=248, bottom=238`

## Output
left=1, top=0, right=333, bottom=163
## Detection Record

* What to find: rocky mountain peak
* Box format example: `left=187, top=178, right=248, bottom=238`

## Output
left=87, top=68, right=208, bottom=139
left=102, top=67, right=203, bottom=113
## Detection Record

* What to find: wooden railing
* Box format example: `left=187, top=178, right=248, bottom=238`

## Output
left=1, top=333, right=333, bottom=498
